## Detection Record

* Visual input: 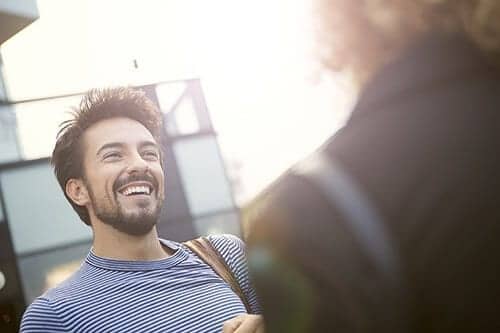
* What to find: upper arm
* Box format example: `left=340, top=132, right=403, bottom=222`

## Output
left=21, top=297, right=68, bottom=333
left=208, top=234, right=262, bottom=314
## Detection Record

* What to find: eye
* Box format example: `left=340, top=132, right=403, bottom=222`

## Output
left=103, top=151, right=122, bottom=161
left=142, top=150, right=159, bottom=161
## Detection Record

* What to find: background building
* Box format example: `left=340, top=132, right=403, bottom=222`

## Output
left=0, top=1, right=40, bottom=331
left=0, top=1, right=353, bottom=331
left=1, top=2, right=239, bottom=328
left=0, top=78, right=239, bottom=331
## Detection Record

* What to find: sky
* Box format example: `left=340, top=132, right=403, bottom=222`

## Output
left=1, top=0, right=354, bottom=204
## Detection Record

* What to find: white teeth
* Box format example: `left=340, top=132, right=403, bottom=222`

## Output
left=121, top=185, right=151, bottom=196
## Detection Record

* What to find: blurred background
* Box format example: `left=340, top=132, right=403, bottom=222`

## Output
left=0, top=0, right=353, bottom=329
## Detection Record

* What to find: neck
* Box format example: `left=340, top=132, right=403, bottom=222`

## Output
left=92, top=223, right=173, bottom=261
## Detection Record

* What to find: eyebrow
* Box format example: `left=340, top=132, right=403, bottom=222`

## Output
left=96, top=140, right=159, bottom=156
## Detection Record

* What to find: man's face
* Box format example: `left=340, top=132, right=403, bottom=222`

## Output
left=80, top=117, right=165, bottom=236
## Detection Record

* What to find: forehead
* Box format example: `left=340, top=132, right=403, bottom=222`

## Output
left=82, top=117, right=157, bottom=153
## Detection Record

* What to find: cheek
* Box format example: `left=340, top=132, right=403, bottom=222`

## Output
left=154, top=167, right=165, bottom=193
left=96, top=168, right=121, bottom=200
left=83, top=160, right=122, bottom=200
left=106, top=178, right=116, bottom=199
left=158, top=174, right=165, bottom=193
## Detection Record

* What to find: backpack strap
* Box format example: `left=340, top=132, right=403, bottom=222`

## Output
left=183, top=237, right=253, bottom=313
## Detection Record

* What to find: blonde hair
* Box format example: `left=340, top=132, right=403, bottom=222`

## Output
left=316, top=0, right=500, bottom=86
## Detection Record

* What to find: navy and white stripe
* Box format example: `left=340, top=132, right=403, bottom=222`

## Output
left=20, top=234, right=261, bottom=333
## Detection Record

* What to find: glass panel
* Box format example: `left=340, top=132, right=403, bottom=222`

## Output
left=173, top=136, right=234, bottom=216
left=17, top=241, right=91, bottom=304
left=193, top=210, right=241, bottom=238
left=0, top=72, right=7, bottom=101
left=0, top=105, right=21, bottom=164
left=185, top=80, right=213, bottom=132
left=174, top=97, right=200, bottom=135
left=13, top=95, right=82, bottom=160
left=0, top=162, right=92, bottom=255
left=163, top=110, right=178, bottom=137
left=163, top=96, right=200, bottom=137
left=155, top=81, right=186, bottom=113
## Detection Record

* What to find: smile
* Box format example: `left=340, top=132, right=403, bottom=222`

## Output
left=117, top=183, right=154, bottom=196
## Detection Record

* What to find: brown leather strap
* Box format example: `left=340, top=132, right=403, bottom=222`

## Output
left=184, top=237, right=253, bottom=313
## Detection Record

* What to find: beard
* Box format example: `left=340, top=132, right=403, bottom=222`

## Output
left=86, top=172, right=163, bottom=236
left=93, top=199, right=162, bottom=236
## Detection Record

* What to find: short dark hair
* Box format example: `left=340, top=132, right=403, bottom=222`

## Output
left=51, top=87, right=164, bottom=225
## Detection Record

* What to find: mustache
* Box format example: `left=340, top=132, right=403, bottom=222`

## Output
left=113, top=171, right=159, bottom=193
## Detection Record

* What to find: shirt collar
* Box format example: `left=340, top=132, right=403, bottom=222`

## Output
left=85, top=239, right=188, bottom=271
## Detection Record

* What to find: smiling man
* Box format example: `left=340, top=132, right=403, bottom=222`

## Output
left=20, top=87, right=263, bottom=333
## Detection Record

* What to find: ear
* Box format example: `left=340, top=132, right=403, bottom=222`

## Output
left=65, top=178, right=90, bottom=206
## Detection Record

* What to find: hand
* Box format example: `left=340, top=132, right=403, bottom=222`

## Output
left=222, top=314, right=265, bottom=333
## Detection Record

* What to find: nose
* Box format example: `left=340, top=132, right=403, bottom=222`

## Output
left=127, top=152, right=149, bottom=174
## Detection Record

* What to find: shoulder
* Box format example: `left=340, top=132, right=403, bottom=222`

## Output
left=21, top=264, right=95, bottom=331
left=206, top=234, right=246, bottom=261
left=206, top=234, right=248, bottom=276
left=206, top=234, right=263, bottom=314
left=21, top=296, right=66, bottom=332
left=23, top=264, right=87, bottom=315
left=205, top=234, right=248, bottom=281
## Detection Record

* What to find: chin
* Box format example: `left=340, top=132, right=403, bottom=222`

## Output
left=118, top=215, right=158, bottom=236
left=97, top=207, right=161, bottom=236
left=120, top=224, right=156, bottom=236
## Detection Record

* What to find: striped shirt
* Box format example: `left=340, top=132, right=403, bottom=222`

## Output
left=20, top=234, right=261, bottom=333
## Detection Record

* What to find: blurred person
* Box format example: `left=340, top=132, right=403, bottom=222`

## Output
left=245, top=0, right=500, bottom=332
left=20, top=87, right=263, bottom=333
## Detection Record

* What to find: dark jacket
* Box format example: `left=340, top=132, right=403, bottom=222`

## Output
left=248, top=34, right=500, bottom=332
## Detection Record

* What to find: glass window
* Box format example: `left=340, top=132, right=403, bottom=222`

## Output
left=155, top=81, right=187, bottom=113
left=0, top=162, right=91, bottom=255
left=193, top=211, right=241, bottom=237
left=13, top=95, right=82, bottom=160
left=0, top=105, right=21, bottom=163
left=18, top=241, right=91, bottom=303
left=173, top=136, right=234, bottom=216
left=173, top=97, right=200, bottom=135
